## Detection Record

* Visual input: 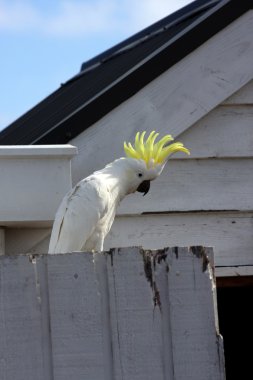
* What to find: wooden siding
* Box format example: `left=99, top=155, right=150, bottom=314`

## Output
left=70, top=11, right=253, bottom=184
left=117, top=158, right=253, bottom=215
left=105, top=212, right=253, bottom=267
left=179, top=105, right=253, bottom=158
left=5, top=211, right=252, bottom=272
left=65, top=41, right=253, bottom=273
left=222, top=79, right=253, bottom=104
left=0, top=247, right=225, bottom=380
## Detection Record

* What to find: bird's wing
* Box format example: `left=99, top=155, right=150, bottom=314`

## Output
left=48, top=178, right=108, bottom=254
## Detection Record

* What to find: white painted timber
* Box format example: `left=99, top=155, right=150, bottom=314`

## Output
left=0, top=248, right=225, bottom=380
left=47, top=253, right=106, bottom=380
left=70, top=11, right=253, bottom=184
left=222, top=79, right=253, bottom=104
left=4, top=211, right=253, bottom=269
left=159, top=247, right=224, bottom=379
left=180, top=105, right=253, bottom=158
left=0, top=145, right=77, bottom=158
left=215, top=265, right=253, bottom=277
left=117, top=158, right=253, bottom=214
left=0, top=145, right=77, bottom=226
left=0, top=255, right=53, bottom=380
left=104, top=212, right=253, bottom=267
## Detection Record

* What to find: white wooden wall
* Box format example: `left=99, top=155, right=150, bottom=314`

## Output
left=65, top=11, right=253, bottom=271
left=0, top=247, right=225, bottom=380
left=105, top=212, right=253, bottom=267
left=67, top=82, right=253, bottom=272
left=4, top=81, right=253, bottom=271
left=70, top=11, right=253, bottom=183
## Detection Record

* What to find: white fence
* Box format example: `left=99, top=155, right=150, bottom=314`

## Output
left=0, top=247, right=225, bottom=380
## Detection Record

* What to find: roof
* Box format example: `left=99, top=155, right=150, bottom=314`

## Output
left=0, top=0, right=252, bottom=145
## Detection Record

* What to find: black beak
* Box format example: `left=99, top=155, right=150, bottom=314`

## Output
left=137, top=180, right=150, bottom=196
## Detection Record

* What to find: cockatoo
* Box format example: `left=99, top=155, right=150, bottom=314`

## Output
left=48, top=131, right=189, bottom=254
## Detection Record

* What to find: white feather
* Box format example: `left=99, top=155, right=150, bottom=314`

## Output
left=49, top=177, right=110, bottom=253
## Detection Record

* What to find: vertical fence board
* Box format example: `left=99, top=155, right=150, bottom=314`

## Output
left=106, top=248, right=166, bottom=380
left=164, top=247, right=225, bottom=380
left=47, top=253, right=106, bottom=380
left=0, top=255, right=52, bottom=380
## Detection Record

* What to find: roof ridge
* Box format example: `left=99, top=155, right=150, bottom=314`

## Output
left=63, top=0, right=220, bottom=86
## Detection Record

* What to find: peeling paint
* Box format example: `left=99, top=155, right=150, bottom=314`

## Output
left=216, top=334, right=226, bottom=379
left=29, top=254, right=36, bottom=264
left=190, top=246, right=209, bottom=272
left=154, top=249, right=167, bottom=264
left=142, top=250, right=153, bottom=288
left=153, top=249, right=169, bottom=273
left=108, top=248, right=114, bottom=266
left=174, top=247, right=179, bottom=259
left=141, top=250, right=162, bottom=310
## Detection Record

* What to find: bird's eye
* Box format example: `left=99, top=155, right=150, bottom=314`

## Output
left=138, top=173, right=143, bottom=177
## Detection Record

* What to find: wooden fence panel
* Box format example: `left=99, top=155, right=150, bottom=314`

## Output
left=105, top=248, right=168, bottom=380
left=164, top=247, right=225, bottom=379
left=0, top=247, right=225, bottom=380
left=47, top=253, right=106, bottom=380
left=0, top=255, right=53, bottom=380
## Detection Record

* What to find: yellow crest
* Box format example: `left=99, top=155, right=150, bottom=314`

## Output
left=124, top=131, right=190, bottom=166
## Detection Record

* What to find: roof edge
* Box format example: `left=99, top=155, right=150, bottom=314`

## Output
left=32, top=0, right=252, bottom=144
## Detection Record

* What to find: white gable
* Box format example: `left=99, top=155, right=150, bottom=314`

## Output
left=70, top=10, right=253, bottom=184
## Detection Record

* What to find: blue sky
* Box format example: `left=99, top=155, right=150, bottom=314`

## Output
left=0, top=0, right=191, bottom=131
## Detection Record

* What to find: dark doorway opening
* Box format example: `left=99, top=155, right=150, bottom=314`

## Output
left=217, top=278, right=253, bottom=379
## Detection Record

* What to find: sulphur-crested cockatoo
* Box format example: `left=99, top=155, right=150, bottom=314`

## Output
left=48, top=131, right=189, bottom=254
